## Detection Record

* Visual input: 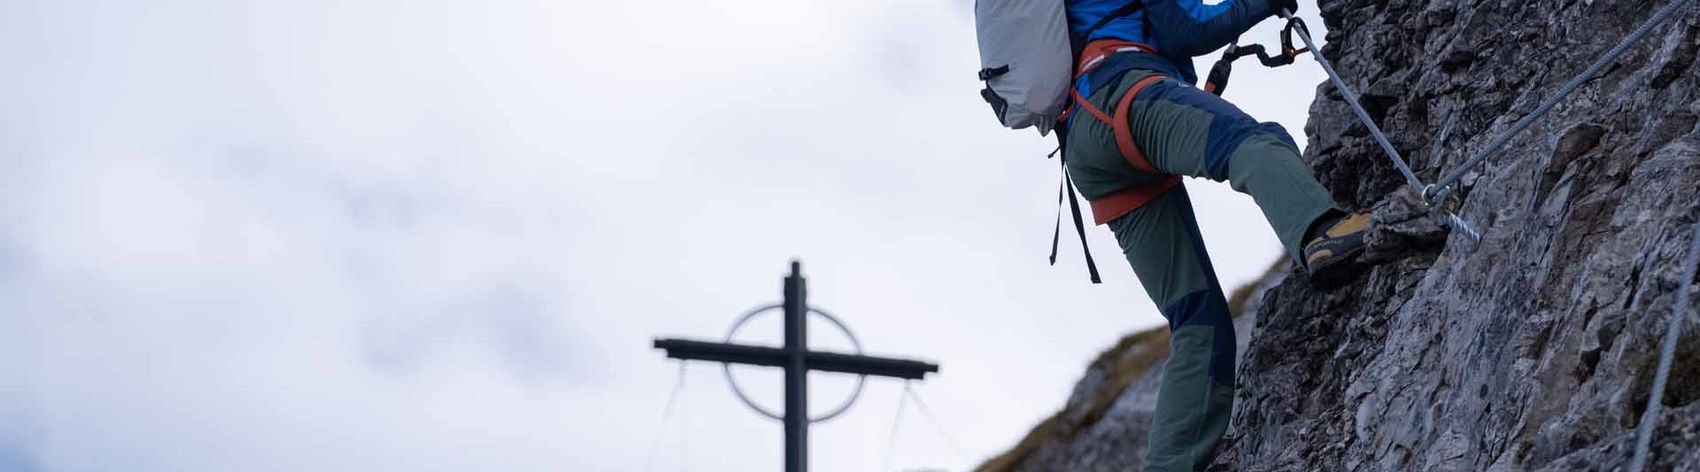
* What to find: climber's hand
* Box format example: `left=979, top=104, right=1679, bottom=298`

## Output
left=1269, top=0, right=1299, bottom=17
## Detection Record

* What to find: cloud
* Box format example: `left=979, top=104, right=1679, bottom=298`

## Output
left=0, top=447, right=41, bottom=472
left=360, top=278, right=601, bottom=383
left=0, top=0, right=1331, bottom=470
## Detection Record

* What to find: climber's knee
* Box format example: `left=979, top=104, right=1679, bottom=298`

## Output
left=1226, top=133, right=1305, bottom=188
left=1126, top=79, right=1281, bottom=182
left=1254, top=121, right=1299, bottom=150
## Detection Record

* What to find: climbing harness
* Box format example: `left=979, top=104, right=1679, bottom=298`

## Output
left=1629, top=223, right=1700, bottom=472
left=1071, top=68, right=1184, bottom=225
left=1273, top=0, right=1693, bottom=244
left=1051, top=40, right=1181, bottom=284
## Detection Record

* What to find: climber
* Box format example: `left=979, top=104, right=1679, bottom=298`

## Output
left=975, top=0, right=1372, bottom=470
left=1065, top=1, right=1372, bottom=469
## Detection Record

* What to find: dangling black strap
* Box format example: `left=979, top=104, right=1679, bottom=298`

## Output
left=1048, top=135, right=1103, bottom=284
left=1050, top=155, right=1066, bottom=265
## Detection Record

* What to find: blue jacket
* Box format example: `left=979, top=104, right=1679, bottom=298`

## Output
left=1067, top=0, right=1275, bottom=95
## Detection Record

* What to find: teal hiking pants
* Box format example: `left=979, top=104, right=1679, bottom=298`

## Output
left=1064, top=69, right=1338, bottom=471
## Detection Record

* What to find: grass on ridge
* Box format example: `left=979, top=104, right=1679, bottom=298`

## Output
left=973, top=257, right=1287, bottom=472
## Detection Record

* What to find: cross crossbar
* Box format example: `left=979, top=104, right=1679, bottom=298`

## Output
left=653, top=338, right=940, bottom=379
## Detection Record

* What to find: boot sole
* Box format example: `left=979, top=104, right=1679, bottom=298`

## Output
left=1306, top=243, right=1368, bottom=286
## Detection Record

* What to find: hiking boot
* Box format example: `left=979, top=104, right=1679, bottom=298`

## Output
left=1303, top=210, right=1371, bottom=282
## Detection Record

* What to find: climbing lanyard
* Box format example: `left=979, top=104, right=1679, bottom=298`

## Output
left=1203, top=19, right=1309, bottom=96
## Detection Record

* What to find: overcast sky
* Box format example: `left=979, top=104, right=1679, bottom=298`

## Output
left=0, top=1, right=1329, bottom=471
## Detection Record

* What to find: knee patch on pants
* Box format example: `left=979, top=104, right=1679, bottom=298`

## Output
left=1164, top=290, right=1237, bottom=387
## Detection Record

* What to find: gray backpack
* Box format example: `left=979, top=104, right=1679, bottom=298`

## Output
left=976, top=0, right=1149, bottom=284
left=975, top=0, right=1149, bottom=136
left=974, top=0, right=1074, bottom=136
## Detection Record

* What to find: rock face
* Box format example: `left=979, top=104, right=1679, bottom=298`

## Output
left=979, top=0, right=1700, bottom=469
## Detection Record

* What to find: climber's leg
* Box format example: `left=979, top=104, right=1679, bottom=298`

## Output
left=1106, top=184, right=1235, bottom=472
left=1117, top=71, right=1340, bottom=262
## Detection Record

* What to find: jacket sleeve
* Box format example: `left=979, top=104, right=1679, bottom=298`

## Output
left=1143, top=0, right=1275, bottom=57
